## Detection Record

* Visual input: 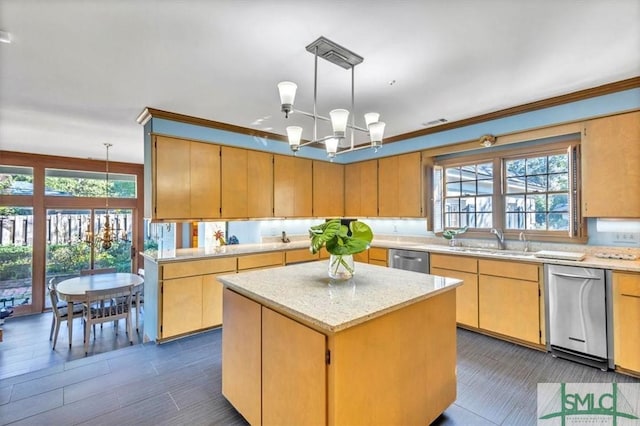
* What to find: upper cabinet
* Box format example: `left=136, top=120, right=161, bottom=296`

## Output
left=151, top=135, right=221, bottom=221
left=345, top=160, right=378, bottom=217
left=274, top=154, right=313, bottom=217
left=313, top=161, right=344, bottom=218
left=378, top=152, right=423, bottom=217
left=582, top=111, right=640, bottom=217
left=221, top=147, right=273, bottom=218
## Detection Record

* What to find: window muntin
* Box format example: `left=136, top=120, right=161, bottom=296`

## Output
left=44, top=169, right=136, bottom=198
left=443, top=162, right=493, bottom=229
left=0, top=166, right=34, bottom=195
left=504, top=152, right=570, bottom=231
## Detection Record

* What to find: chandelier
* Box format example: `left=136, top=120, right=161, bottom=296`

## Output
left=84, top=143, right=128, bottom=250
left=278, top=36, right=386, bottom=160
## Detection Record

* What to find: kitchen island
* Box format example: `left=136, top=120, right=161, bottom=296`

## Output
left=218, top=261, right=462, bottom=426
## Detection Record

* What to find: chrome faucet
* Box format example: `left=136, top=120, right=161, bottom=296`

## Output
left=281, top=231, right=290, bottom=243
left=519, top=231, right=529, bottom=252
left=490, top=228, right=505, bottom=250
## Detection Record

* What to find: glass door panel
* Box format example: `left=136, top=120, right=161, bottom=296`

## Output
left=0, top=208, right=34, bottom=308
left=93, top=208, right=132, bottom=272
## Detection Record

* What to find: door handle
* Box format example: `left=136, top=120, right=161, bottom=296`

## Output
left=550, top=272, right=601, bottom=280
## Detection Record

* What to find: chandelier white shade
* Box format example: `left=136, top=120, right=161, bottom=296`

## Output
left=277, top=36, right=385, bottom=159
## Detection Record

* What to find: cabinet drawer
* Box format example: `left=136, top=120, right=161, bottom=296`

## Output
left=285, top=248, right=319, bottom=264
left=162, top=257, right=237, bottom=279
left=369, top=247, right=388, bottom=262
left=430, top=254, right=478, bottom=273
left=614, top=271, right=640, bottom=297
left=238, top=252, right=284, bottom=270
left=479, top=259, right=538, bottom=282
left=354, top=251, right=369, bottom=263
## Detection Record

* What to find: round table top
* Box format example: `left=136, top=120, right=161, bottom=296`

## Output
left=56, top=272, right=144, bottom=301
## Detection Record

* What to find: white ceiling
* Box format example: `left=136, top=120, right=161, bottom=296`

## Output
left=1, top=0, right=638, bottom=164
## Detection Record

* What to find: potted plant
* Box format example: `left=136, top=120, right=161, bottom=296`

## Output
left=309, top=219, right=373, bottom=280
left=442, top=226, right=468, bottom=247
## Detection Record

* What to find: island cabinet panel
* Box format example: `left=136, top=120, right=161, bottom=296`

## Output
left=478, top=259, right=541, bottom=345
left=285, top=248, right=319, bottom=264
left=327, top=289, right=456, bottom=425
left=222, top=289, right=262, bottom=426
left=313, top=161, right=344, bottom=218
left=582, top=111, right=640, bottom=217
left=378, top=152, right=423, bottom=217
left=273, top=154, right=312, bottom=217
left=162, top=276, right=203, bottom=338
left=151, top=135, right=221, bottom=220
left=344, top=160, right=378, bottom=217
left=368, top=247, right=388, bottom=266
left=262, top=307, right=327, bottom=426
left=431, top=254, right=479, bottom=328
left=613, top=271, right=640, bottom=374
left=221, top=147, right=273, bottom=218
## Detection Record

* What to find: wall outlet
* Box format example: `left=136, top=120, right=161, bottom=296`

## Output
left=613, top=232, right=640, bottom=244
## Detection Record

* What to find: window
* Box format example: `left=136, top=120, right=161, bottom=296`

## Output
left=433, top=140, right=582, bottom=242
left=45, top=169, right=136, bottom=198
left=504, top=153, right=570, bottom=231
left=0, top=166, right=34, bottom=195
left=444, top=162, right=493, bottom=229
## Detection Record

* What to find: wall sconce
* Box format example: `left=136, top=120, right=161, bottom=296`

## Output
left=479, top=134, right=497, bottom=147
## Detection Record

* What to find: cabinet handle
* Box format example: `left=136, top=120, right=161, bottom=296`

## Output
left=621, top=293, right=640, bottom=299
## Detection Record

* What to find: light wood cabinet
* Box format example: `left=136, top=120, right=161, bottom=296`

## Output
left=431, top=254, right=479, bottom=328
left=273, top=154, right=313, bottom=217
left=151, top=135, right=221, bottom=220
left=478, top=259, right=541, bottom=345
left=285, top=248, right=320, bottom=264
left=160, top=257, right=236, bottom=339
left=378, top=152, right=423, bottom=217
left=613, top=271, right=640, bottom=374
left=237, top=252, right=283, bottom=271
left=368, top=247, right=388, bottom=266
left=221, top=146, right=273, bottom=218
left=345, top=160, right=378, bottom=217
left=313, top=161, right=344, bottom=217
left=582, top=111, right=640, bottom=217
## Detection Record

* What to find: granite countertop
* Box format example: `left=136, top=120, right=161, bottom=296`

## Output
left=141, top=237, right=640, bottom=273
left=217, top=261, right=462, bottom=334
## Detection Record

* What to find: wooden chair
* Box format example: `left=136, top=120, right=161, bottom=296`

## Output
left=83, top=284, right=134, bottom=355
left=48, top=277, right=85, bottom=349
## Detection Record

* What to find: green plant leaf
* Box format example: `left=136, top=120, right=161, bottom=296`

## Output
left=309, top=219, right=374, bottom=256
left=350, top=221, right=373, bottom=244
left=309, top=219, right=342, bottom=254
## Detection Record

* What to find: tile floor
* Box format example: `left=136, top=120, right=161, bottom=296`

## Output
left=1, top=313, right=638, bottom=425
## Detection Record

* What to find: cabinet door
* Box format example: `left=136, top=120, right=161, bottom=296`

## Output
left=431, top=267, right=479, bottom=328
left=262, top=306, right=326, bottom=425
left=478, top=274, right=539, bottom=344
left=613, top=272, right=640, bottom=373
left=202, top=275, right=223, bottom=328
left=162, top=276, right=203, bottom=338
left=345, top=160, right=378, bottom=217
left=222, top=289, right=262, bottom=426
left=248, top=150, right=274, bottom=218
left=190, top=141, right=221, bottom=219
left=378, top=152, right=422, bottom=217
left=313, top=161, right=344, bottom=217
left=221, top=146, right=248, bottom=218
left=582, top=111, right=640, bottom=217
left=274, top=155, right=312, bottom=217
left=154, top=136, right=191, bottom=220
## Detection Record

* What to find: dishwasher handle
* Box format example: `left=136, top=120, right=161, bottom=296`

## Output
left=392, top=254, right=424, bottom=262
left=550, top=271, right=602, bottom=280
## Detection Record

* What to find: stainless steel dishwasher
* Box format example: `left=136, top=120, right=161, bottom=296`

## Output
left=388, top=249, right=429, bottom=273
left=544, top=264, right=613, bottom=370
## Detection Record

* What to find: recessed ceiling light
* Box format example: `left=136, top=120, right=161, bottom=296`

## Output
left=422, top=118, right=448, bottom=127
left=0, top=30, right=12, bottom=44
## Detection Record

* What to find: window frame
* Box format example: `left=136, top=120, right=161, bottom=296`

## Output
left=434, top=139, right=585, bottom=243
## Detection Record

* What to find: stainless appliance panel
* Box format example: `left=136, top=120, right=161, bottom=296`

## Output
left=545, top=264, right=611, bottom=369
left=388, top=249, right=429, bottom=274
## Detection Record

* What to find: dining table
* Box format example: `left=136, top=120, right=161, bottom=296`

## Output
left=56, top=272, right=144, bottom=346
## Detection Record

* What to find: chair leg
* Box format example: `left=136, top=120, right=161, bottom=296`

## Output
left=49, top=315, right=55, bottom=341
left=84, top=317, right=91, bottom=355
left=52, top=317, right=61, bottom=350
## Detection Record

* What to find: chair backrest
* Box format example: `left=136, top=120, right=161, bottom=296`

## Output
left=48, top=277, right=62, bottom=315
left=80, top=267, right=117, bottom=276
left=85, top=285, right=133, bottom=321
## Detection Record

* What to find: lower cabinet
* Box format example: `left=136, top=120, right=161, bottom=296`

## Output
left=430, top=254, right=479, bottom=328
left=368, top=247, right=388, bottom=266
left=160, top=257, right=237, bottom=340
left=478, top=259, right=541, bottom=345
left=237, top=252, right=284, bottom=271
left=613, top=271, right=640, bottom=374
left=285, top=248, right=320, bottom=264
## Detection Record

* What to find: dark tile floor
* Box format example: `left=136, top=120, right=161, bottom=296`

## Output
left=1, top=314, right=638, bottom=425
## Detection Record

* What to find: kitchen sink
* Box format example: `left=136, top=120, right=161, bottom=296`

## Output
left=448, top=247, right=534, bottom=257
